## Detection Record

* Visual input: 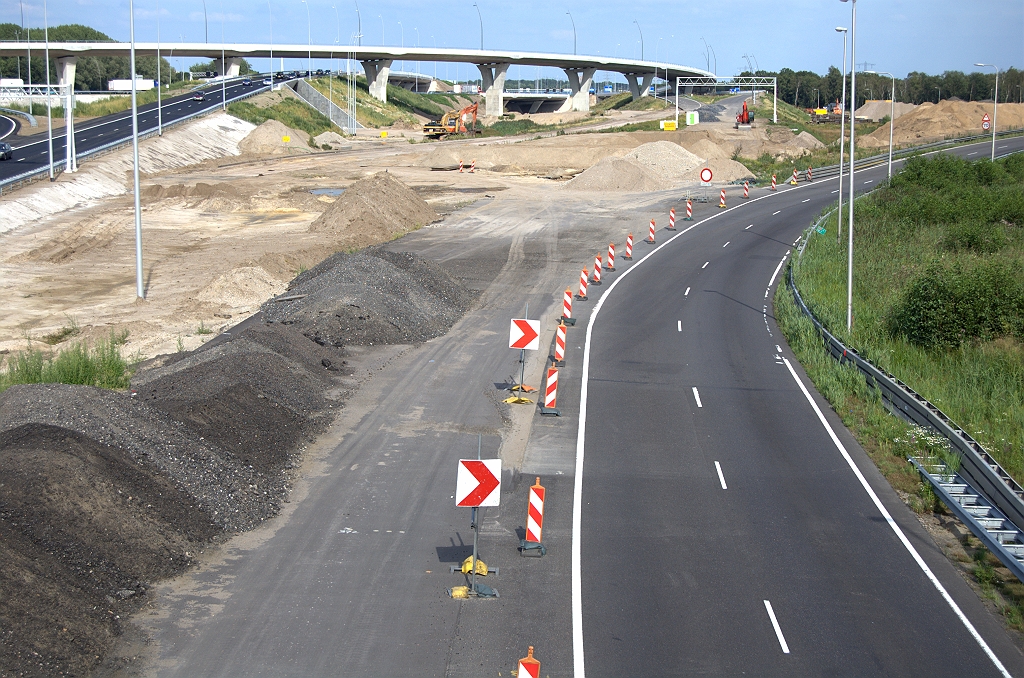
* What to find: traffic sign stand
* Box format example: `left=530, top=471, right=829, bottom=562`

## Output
left=505, top=305, right=538, bottom=404
left=448, top=435, right=500, bottom=599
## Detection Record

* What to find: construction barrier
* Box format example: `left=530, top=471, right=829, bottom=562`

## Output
left=518, top=647, right=541, bottom=677
left=806, top=166, right=813, bottom=181
left=771, top=174, right=777, bottom=191
left=525, top=478, right=545, bottom=544
left=624, top=233, right=633, bottom=259
left=743, top=181, right=749, bottom=199
left=718, top=189, right=727, bottom=208
left=685, top=199, right=693, bottom=220
left=591, top=254, right=602, bottom=284
left=647, top=220, right=656, bottom=243
left=577, top=268, right=588, bottom=300
left=790, top=168, right=799, bottom=185
left=606, top=243, right=616, bottom=271
left=470, top=159, right=476, bottom=173
left=540, top=366, right=560, bottom=416
left=668, top=207, right=676, bottom=231
left=561, top=288, right=576, bottom=325
left=554, top=322, right=567, bottom=365
left=459, top=159, right=464, bottom=173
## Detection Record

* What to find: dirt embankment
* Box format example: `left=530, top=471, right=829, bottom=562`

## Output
left=859, top=100, right=1024, bottom=148
left=237, top=119, right=315, bottom=155
left=0, top=247, right=474, bottom=677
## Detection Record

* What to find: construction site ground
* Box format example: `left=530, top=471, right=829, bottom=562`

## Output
left=1, top=94, right=1020, bottom=676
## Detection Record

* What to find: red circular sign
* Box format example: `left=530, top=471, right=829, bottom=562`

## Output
left=700, top=167, right=713, bottom=183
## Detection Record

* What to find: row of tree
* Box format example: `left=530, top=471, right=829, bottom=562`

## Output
left=745, top=67, right=1023, bottom=110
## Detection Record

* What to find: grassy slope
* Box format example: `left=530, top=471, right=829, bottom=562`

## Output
left=227, top=97, right=333, bottom=141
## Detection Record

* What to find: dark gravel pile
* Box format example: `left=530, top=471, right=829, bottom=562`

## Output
left=262, top=247, right=476, bottom=348
left=699, top=103, right=725, bottom=122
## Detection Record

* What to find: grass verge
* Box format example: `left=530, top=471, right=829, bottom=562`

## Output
left=0, top=330, right=134, bottom=392
left=227, top=98, right=333, bottom=141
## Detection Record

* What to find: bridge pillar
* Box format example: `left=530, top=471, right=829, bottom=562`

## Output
left=217, top=57, right=243, bottom=77
left=477, top=62, right=509, bottom=117
left=624, top=72, right=655, bottom=101
left=57, top=57, right=78, bottom=172
left=361, top=59, right=393, bottom=103
left=563, top=67, right=596, bottom=112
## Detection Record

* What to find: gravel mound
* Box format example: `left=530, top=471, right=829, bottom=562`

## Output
left=859, top=100, right=1024, bottom=148
left=623, top=141, right=703, bottom=181
left=238, top=119, right=313, bottom=155
left=697, top=103, right=725, bottom=122
left=788, top=131, right=826, bottom=150
left=685, top=137, right=732, bottom=161
left=314, top=130, right=348, bottom=148
left=854, top=100, right=916, bottom=122
left=262, top=247, right=476, bottom=347
left=563, top=156, right=664, bottom=192
left=680, top=157, right=754, bottom=183
left=309, top=171, right=440, bottom=250
left=195, top=266, right=286, bottom=311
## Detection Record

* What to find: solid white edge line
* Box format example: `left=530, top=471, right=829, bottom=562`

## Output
left=715, top=461, right=728, bottom=490
left=763, top=600, right=791, bottom=654
left=572, top=172, right=843, bottom=678
left=781, top=358, right=1011, bottom=678
left=677, top=320, right=682, bottom=332
left=692, top=387, right=703, bottom=408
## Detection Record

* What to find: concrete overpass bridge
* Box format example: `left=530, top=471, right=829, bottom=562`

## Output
left=0, top=41, right=713, bottom=116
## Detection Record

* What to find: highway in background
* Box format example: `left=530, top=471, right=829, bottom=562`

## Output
left=0, top=77, right=272, bottom=182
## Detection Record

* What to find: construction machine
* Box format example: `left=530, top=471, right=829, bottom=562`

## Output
left=811, top=100, right=844, bottom=124
left=423, top=103, right=479, bottom=138
left=734, top=99, right=755, bottom=129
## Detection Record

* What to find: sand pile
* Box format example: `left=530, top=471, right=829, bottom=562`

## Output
left=855, top=100, right=917, bottom=122
left=680, top=157, right=754, bottom=183
left=859, top=100, right=1024, bottom=148
left=308, top=171, right=439, bottom=249
left=684, top=137, right=733, bottom=161
left=262, top=247, right=475, bottom=347
left=195, top=266, right=287, bottom=311
left=314, top=130, right=348, bottom=148
left=623, top=141, right=704, bottom=181
left=416, top=136, right=633, bottom=175
left=238, top=119, right=313, bottom=155
left=789, top=131, right=826, bottom=150
left=564, top=156, right=664, bottom=192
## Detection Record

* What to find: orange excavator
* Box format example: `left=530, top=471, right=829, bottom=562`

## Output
left=422, top=102, right=479, bottom=138
left=734, top=99, right=755, bottom=129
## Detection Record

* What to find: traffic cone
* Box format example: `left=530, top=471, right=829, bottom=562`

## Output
left=577, top=268, right=588, bottom=300
left=624, top=233, right=633, bottom=259
left=718, top=189, right=727, bottom=208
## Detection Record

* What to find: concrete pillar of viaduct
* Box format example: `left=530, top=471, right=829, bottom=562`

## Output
left=477, top=62, right=509, bottom=117
left=563, top=67, right=596, bottom=112
left=624, top=72, right=655, bottom=101
left=361, top=59, right=393, bottom=103
left=217, top=57, right=243, bottom=78
left=57, top=57, right=78, bottom=172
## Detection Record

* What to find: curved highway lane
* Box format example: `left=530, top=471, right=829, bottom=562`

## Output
left=573, top=135, right=1024, bottom=676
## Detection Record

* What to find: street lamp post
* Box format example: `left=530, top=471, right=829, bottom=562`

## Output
left=813, top=87, right=819, bottom=109
left=43, top=0, right=53, bottom=180
left=841, top=0, right=856, bottom=332
left=129, top=0, right=144, bottom=298
left=975, top=63, right=999, bottom=161
left=473, top=3, right=483, bottom=50
left=633, top=20, right=643, bottom=61
left=866, top=70, right=895, bottom=179
left=836, top=26, right=848, bottom=243
left=353, top=0, right=361, bottom=46
left=935, top=86, right=940, bottom=103
left=220, top=0, right=225, bottom=110
left=330, top=3, right=339, bottom=124
left=301, top=0, right=311, bottom=77
left=268, top=0, right=273, bottom=84
left=566, top=11, right=576, bottom=55
left=156, top=0, right=162, bottom=134
left=202, top=0, right=208, bottom=42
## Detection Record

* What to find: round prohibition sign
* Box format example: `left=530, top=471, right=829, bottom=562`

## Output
left=700, top=167, right=713, bottom=183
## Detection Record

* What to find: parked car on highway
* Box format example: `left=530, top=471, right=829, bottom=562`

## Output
left=192, top=91, right=206, bottom=102
left=242, top=78, right=252, bottom=86
left=0, top=142, right=13, bottom=161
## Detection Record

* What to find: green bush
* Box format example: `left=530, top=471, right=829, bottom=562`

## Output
left=1, top=331, right=133, bottom=392
left=941, top=221, right=1008, bottom=253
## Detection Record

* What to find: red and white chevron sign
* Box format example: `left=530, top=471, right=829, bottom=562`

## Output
left=455, top=459, right=502, bottom=507
left=509, top=318, right=540, bottom=351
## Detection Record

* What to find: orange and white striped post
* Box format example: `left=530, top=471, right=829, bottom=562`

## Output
left=624, top=233, right=634, bottom=259
left=591, top=254, right=602, bottom=284
left=518, top=647, right=542, bottom=676
left=470, top=159, right=476, bottom=173
left=790, top=168, right=799, bottom=185
left=743, top=181, right=749, bottom=199
left=806, top=166, right=813, bottom=181
left=554, top=322, right=567, bottom=365
left=459, top=159, right=464, bottom=173
left=606, top=243, right=616, bottom=271
left=577, top=268, right=589, bottom=300
left=647, top=219, right=656, bottom=243
left=718, top=189, right=727, bottom=208
left=561, top=288, right=576, bottom=325
left=685, top=199, right=693, bottom=220
left=771, top=174, right=777, bottom=191
left=540, top=366, right=560, bottom=416
left=668, top=207, right=676, bottom=231
left=525, top=479, right=545, bottom=544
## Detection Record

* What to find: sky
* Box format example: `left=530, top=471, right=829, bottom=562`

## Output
left=3, top=0, right=1023, bottom=83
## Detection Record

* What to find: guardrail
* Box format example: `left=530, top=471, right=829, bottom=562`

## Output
left=0, top=82, right=267, bottom=195
left=787, top=207, right=1024, bottom=576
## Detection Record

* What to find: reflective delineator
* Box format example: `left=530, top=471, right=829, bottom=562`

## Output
left=606, top=243, right=615, bottom=270
left=719, top=189, right=727, bottom=208
left=562, top=288, right=573, bottom=320
left=790, top=168, right=799, bottom=185
left=525, top=478, right=546, bottom=543
left=624, top=233, right=634, bottom=259
left=591, top=254, right=602, bottom=284
left=806, top=166, right=813, bottom=181
left=668, top=207, right=676, bottom=230
left=647, top=219, right=656, bottom=243
left=518, top=647, right=541, bottom=678
left=685, top=199, right=693, bottom=220
left=577, top=268, right=588, bottom=300
left=544, top=366, right=558, bottom=408
left=554, top=322, right=566, bottom=364
left=743, top=181, right=749, bottom=198
left=459, top=159, right=464, bottom=173
left=470, top=159, right=476, bottom=173
left=771, top=174, right=777, bottom=191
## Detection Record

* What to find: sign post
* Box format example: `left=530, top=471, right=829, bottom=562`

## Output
left=453, top=435, right=501, bottom=598
left=506, top=304, right=540, bottom=404
left=983, top=113, right=991, bottom=131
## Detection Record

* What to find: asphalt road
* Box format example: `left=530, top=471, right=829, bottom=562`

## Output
left=575, top=135, right=1024, bottom=677
left=0, top=114, right=16, bottom=140
left=0, top=77, right=274, bottom=182
left=131, top=133, right=1024, bottom=677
